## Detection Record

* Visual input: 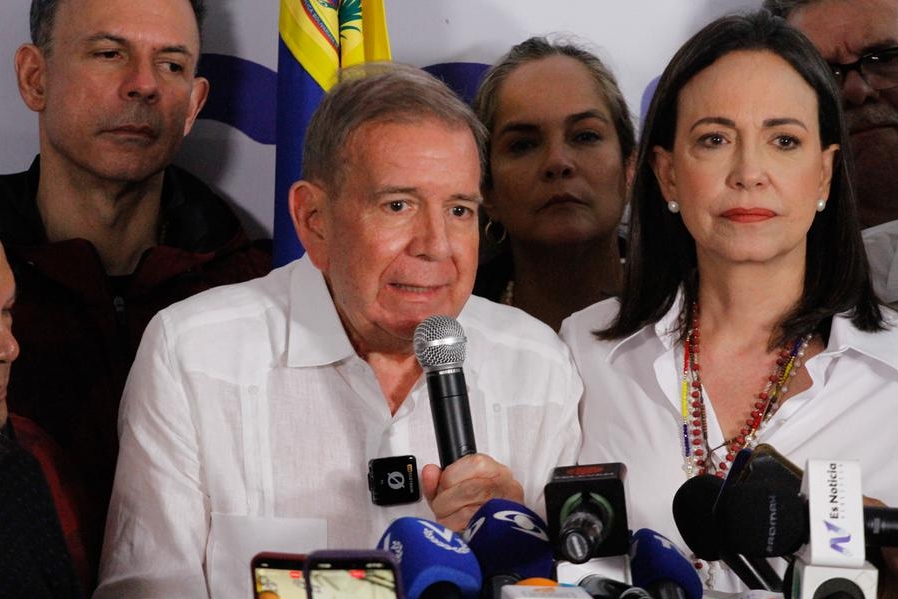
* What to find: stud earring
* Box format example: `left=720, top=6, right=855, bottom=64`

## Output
left=667, top=201, right=680, bottom=214
left=816, top=199, right=827, bottom=212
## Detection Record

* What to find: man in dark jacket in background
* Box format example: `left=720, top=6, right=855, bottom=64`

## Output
left=0, top=0, right=271, bottom=591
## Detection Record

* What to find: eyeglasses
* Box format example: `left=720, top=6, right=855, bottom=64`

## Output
left=828, top=47, right=898, bottom=91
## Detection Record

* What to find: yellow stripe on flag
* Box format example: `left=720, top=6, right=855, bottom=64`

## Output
left=280, top=0, right=340, bottom=90
left=361, top=0, right=391, bottom=62
left=280, top=0, right=391, bottom=91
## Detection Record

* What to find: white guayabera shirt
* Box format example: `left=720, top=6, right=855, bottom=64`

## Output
left=96, top=255, right=583, bottom=599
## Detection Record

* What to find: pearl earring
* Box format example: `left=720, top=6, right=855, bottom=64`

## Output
left=667, top=201, right=680, bottom=214
left=816, top=199, right=827, bottom=212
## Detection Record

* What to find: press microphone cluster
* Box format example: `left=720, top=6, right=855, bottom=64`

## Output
left=377, top=497, right=686, bottom=599
left=673, top=444, right=890, bottom=599
left=407, top=318, right=704, bottom=598
left=718, top=458, right=882, bottom=599
left=414, top=315, right=476, bottom=468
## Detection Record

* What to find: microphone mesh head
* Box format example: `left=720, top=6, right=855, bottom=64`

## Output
left=413, top=315, right=466, bottom=370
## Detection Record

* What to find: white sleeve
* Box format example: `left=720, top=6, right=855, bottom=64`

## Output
left=94, top=312, right=210, bottom=599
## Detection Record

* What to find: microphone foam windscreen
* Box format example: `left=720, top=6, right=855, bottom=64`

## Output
left=378, top=517, right=481, bottom=599
left=672, top=474, right=724, bottom=560
left=629, top=528, right=703, bottom=599
left=463, top=498, right=554, bottom=580
left=718, top=483, right=807, bottom=557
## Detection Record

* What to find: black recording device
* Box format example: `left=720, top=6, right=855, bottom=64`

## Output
left=544, top=463, right=630, bottom=564
left=368, top=455, right=420, bottom=506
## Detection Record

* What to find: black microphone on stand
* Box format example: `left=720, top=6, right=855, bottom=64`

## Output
left=672, top=474, right=783, bottom=592
left=413, top=315, right=477, bottom=468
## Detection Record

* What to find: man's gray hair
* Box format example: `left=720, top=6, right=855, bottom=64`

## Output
left=302, top=62, right=487, bottom=194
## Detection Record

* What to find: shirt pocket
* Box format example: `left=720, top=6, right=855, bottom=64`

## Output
left=206, top=511, right=328, bottom=599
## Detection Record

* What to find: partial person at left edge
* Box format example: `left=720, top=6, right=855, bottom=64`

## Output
left=0, top=241, right=83, bottom=599
left=0, top=0, right=272, bottom=593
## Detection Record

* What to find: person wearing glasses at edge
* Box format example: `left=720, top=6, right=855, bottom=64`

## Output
left=766, top=0, right=898, bottom=308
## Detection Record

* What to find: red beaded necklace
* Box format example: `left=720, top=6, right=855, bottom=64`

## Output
left=680, top=303, right=811, bottom=478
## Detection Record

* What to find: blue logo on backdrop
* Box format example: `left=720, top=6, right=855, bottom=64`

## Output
left=195, top=55, right=660, bottom=143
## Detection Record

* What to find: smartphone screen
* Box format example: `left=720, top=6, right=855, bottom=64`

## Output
left=251, top=552, right=308, bottom=599
left=305, top=550, right=400, bottom=599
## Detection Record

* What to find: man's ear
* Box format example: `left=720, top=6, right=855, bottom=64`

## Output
left=15, top=44, right=48, bottom=112
left=650, top=145, right=677, bottom=203
left=289, top=180, right=330, bottom=270
left=182, top=76, right=210, bottom=137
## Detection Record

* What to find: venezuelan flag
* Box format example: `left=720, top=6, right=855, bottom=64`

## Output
left=273, top=0, right=391, bottom=266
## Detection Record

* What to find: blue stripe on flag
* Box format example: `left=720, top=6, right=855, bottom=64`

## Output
left=273, top=37, right=325, bottom=266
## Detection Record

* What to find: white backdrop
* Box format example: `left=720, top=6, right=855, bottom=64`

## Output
left=0, top=1, right=756, bottom=240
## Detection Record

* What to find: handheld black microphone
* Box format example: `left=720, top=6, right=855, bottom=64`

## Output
left=672, top=474, right=783, bottom=592
left=544, top=464, right=630, bottom=564
left=413, top=315, right=476, bottom=468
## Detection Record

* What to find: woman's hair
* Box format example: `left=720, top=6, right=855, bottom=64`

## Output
left=473, top=35, right=635, bottom=189
left=597, top=9, right=885, bottom=345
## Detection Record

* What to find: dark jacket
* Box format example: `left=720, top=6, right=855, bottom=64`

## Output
left=0, top=156, right=272, bottom=592
left=0, top=420, right=83, bottom=599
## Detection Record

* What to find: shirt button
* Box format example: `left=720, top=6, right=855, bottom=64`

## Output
left=248, top=385, right=259, bottom=395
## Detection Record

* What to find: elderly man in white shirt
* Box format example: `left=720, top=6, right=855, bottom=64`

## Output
left=95, top=63, right=582, bottom=599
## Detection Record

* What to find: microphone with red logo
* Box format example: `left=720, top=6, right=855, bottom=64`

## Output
left=544, top=464, right=630, bottom=565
